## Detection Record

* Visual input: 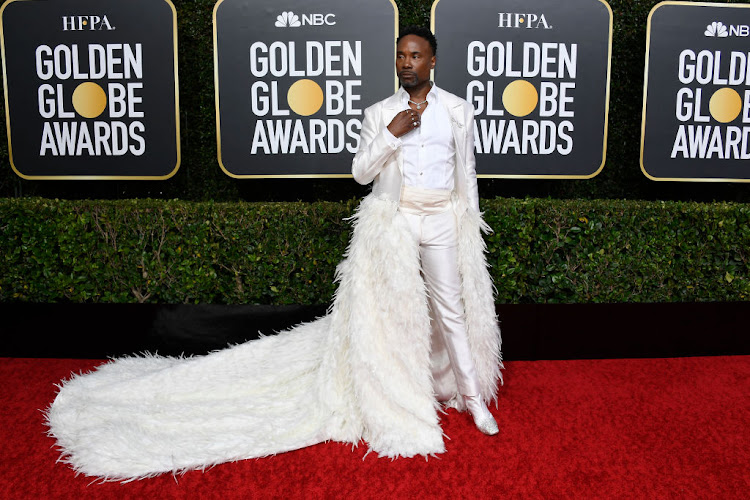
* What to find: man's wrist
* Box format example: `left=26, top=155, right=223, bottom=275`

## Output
left=383, top=127, right=402, bottom=149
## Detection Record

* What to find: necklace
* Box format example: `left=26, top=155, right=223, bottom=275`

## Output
left=408, top=99, right=428, bottom=110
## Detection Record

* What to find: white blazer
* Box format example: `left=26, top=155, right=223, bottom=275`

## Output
left=352, top=86, right=480, bottom=214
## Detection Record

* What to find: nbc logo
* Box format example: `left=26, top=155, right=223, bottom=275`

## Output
left=275, top=11, right=300, bottom=28
left=275, top=11, right=336, bottom=27
left=704, top=21, right=728, bottom=37
left=704, top=20, right=749, bottom=37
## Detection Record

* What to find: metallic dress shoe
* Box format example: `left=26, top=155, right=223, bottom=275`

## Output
left=464, top=394, right=499, bottom=436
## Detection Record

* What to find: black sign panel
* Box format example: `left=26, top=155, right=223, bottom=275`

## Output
left=642, top=2, right=750, bottom=182
left=214, top=0, right=397, bottom=178
left=0, top=0, right=180, bottom=179
left=433, top=0, right=612, bottom=178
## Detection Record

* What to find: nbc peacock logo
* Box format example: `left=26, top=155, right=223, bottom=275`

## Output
left=704, top=21, right=728, bottom=38
left=275, top=11, right=300, bottom=28
left=274, top=10, right=336, bottom=27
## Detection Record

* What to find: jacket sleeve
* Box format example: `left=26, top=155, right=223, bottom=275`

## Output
left=464, top=104, right=480, bottom=214
left=351, top=105, right=399, bottom=185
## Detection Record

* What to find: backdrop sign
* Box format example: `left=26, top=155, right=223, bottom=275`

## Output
left=432, top=0, right=612, bottom=178
left=641, top=2, right=750, bottom=182
left=214, top=0, right=397, bottom=178
left=0, top=0, right=180, bottom=179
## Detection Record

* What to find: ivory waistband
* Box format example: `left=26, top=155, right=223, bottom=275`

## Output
left=399, top=185, right=453, bottom=215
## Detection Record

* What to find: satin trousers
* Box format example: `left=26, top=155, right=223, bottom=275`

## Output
left=401, top=206, right=481, bottom=398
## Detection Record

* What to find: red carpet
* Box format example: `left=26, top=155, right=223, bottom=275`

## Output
left=1, top=356, right=748, bottom=499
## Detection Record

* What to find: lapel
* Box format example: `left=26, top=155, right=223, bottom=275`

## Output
left=449, top=114, right=465, bottom=171
left=436, top=88, right=469, bottom=203
left=381, top=92, right=403, bottom=126
left=437, top=88, right=466, bottom=171
left=380, top=91, right=404, bottom=172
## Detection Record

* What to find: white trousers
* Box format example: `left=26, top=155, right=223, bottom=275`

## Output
left=401, top=207, right=481, bottom=398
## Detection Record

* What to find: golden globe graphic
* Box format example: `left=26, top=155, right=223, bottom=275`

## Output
left=0, top=0, right=180, bottom=179
left=708, top=88, right=742, bottom=124
left=502, top=80, right=539, bottom=118
left=433, top=0, right=612, bottom=178
left=642, top=2, right=750, bottom=182
left=287, top=79, right=325, bottom=117
left=214, top=0, right=396, bottom=177
left=71, top=82, right=108, bottom=119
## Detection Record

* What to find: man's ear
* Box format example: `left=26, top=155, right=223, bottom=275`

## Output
left=430, top=56, right=436, bottom=69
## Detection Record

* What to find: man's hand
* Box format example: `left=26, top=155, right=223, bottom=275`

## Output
left=387, top=109, right=421, bottom=138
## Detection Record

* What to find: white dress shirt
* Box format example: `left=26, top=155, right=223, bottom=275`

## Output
left=384, top=84, right=456, bottom=191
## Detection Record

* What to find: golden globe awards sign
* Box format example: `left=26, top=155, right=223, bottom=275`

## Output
left=214, top=0, right=396, bottom=178
left=432, top=0, right=612, bottom=178
left=641, top=2, right=750, bottom=182
left=0, top=0, right=180, bottom=179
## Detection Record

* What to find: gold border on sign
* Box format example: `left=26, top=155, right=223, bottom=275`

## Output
left=214, top=0, right=399, bottom=179
left=430, top=0, right=437, bottom=84
left=431, top=0, right=614, bottom=180
left=0, top=0, right=182, bottom=180
left=0, top=0, right=32, bottom=181
left=640, top=1, right=750, bottom=183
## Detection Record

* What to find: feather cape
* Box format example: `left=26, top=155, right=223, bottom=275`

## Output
left=46, top=195, right=502, bottom=481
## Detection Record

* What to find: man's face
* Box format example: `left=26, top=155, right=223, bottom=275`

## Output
left=396, top=34, right=435, bottom=89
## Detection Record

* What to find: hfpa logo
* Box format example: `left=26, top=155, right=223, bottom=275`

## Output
left=275, top=11, right=336, bottom=28
left=497, top=13, right=552, bottom=29
left=61, top=15, right=115, bottom=31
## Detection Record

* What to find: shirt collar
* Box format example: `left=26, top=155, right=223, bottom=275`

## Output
left=398, top=82, right=439, bottom=106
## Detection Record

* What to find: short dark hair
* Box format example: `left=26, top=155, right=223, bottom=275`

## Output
left=397, top=26, right=437, bottom=57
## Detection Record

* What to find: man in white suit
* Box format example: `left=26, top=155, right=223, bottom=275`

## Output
left=46, top=28, right=501, bottom=479
left=352, top=26, right=499, bottom=436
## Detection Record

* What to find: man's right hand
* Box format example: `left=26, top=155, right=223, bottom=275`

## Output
left=387, top=109, right=421, bottom=138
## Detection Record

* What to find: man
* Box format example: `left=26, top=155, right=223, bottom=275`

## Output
left=352, top=26, right=502, bottom=436
left=46, top=27, right=503, bottom=481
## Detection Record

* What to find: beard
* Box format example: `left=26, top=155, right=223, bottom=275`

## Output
left=398, top=72, right=422, bottom=88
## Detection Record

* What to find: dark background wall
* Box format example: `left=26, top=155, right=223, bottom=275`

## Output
left=3, top=302, right=748, bottom=360
left=1, top=0, right=749, bottom=204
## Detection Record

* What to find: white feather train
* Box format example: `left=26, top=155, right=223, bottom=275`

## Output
left=45, top=195, right=503, bottom=481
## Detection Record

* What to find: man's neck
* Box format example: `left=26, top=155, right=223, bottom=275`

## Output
left=404, top=81, right=432, bottom=101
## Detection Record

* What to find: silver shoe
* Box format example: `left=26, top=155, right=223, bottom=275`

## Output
left=464, top=395, right=499, bottom=436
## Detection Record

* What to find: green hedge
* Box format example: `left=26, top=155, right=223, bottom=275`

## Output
left=2, top=198, right=747, bottom=304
